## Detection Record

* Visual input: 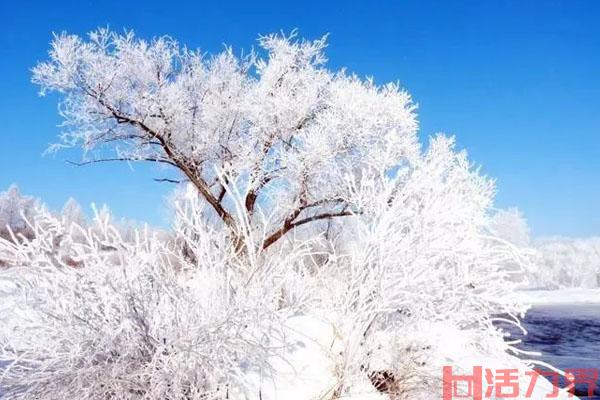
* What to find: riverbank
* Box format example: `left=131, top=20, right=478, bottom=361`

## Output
left=517, top=288, right=600, bottom=306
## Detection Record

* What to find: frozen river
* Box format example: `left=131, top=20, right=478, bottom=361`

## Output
left=514, top=304, right=600, bottom=399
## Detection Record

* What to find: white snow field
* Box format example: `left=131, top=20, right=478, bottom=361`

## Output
left=517, top=288, right=600, bottom=306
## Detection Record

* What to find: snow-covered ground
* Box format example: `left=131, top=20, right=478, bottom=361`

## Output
left=517, top=288, right=600, bottom=305
left=228, top=316, right=578, bottom=400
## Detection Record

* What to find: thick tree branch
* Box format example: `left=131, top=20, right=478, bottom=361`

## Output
left=262, top=210, right=354, bottom=249
left=86, top=89, right=240, bottom=239
left=244, top=116, right=313, bottom=214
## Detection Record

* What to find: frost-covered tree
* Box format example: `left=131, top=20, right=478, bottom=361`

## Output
left=530, top=236, right=600, bottom=289
left=489, top=208, right=600, bottom=289
left=61, top=197, right=87, bottom=228
left=0, top=184, right=39, bottom=240
left=0, top=30, right=558, bottom=400
left=32, top=29, right=418, bottom=251
left=489, top=207, right=531, bottom=247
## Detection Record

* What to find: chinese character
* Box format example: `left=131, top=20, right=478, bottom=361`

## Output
left=485, top=368, right=520, bottom=398
left=565, top=368, right=599, bottom=397
left=443, top=366, right=483, bottom=400
left=525, top=369, right=560, bottom=398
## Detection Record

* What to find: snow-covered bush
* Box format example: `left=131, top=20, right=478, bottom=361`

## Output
left=313, top=136, right=530, bottom=396
left=0, top=30, right=549, bottom=399
left=0, top=197, right=319, bottom=399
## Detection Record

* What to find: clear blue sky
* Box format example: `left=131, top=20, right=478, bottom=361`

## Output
left=0, top=0, right=598, bottom=236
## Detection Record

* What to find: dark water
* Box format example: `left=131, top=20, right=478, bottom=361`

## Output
left=514, top=305, right=600, bottom=399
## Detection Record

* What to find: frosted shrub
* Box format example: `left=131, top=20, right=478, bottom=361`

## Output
left=0, top=202, right=318, bottom=399
left=313, top=136, right=529, bottom=396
